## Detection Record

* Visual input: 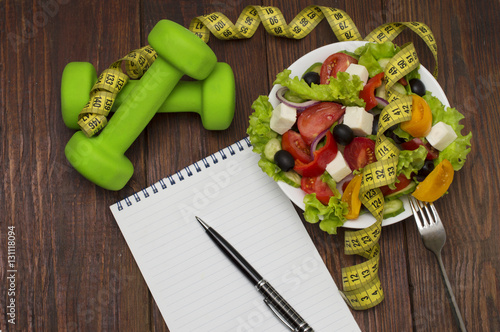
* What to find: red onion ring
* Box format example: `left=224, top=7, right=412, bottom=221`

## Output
left=376, top=96, right=389, bottom=108
left=276, top=87, right=321, bottom=112
left=338, top=173, right=354, bottom=194
left=309, top=128, right=329, bottom=160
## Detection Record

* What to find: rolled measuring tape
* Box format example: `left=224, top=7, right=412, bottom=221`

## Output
left=77, top=45, right=158, bottom=137
left=187, top=5, right=438, bottom=311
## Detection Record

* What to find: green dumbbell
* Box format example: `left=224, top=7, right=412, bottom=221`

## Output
left=61, top=61, right=235, bottom=131
left=64, top=20, right=217, bottom=190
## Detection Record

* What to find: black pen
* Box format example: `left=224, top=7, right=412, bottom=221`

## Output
left=196, top=216, right=314, bottom=332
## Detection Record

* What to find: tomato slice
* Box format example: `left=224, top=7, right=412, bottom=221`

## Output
left=301, top=176, right=335, bottom=205
left=342, top=179, right=351, bottom=192
left=341, top=174, right=363, bottom=219
left=412, top=159, right=454, bottom=202
left=294, top=131, right=338, bottom=177
left=401, top=138, right=439, bottom=160
left=343, top=137, right=376, bottom=171
left=379, top=173, right=412, bottom=196
left=297, top=102, right=345, bottom=145
left=320, top=53, right=358, bottom=84
left=359, top=72, right=384, bottom=111
left=281, top=130, right=312, bottom=164
left=400, top=94, right=433, bottom=137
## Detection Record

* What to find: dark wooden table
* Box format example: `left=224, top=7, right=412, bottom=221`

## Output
left=1, top=0, right=499, bottom=331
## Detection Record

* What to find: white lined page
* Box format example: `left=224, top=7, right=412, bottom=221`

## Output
left=110, top=139, right=360, bottom=332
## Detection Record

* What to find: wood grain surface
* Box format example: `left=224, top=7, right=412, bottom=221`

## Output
left=1, top=0, right=499, bottom=331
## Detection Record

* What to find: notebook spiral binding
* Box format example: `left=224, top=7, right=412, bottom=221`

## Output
left=116, top=138, right=252, bottom=211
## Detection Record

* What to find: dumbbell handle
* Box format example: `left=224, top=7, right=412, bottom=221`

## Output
left=115, top=79, right=201, bottom=113
left=99, top=61, right=182, bottom=155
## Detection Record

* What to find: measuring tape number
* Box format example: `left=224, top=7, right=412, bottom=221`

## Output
left=78, top=45, right=158, bottom=137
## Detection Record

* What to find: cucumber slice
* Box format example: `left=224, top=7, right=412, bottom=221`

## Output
left=385, top=181, right=417, bottom=201
left=392, top=82, right=407, bottom=95
left=375, top=83, right=386, bottom=100
left=377, top=58, right=391, bottom=70
left=284, top=89, right=307, bottom=103
left=383, top=199, right=405, bottom=219
left=281, top=171, right=301, bottom=188
left=301, top=62, right=323, bottom=77
left=264, top=138, right=281, bottom=161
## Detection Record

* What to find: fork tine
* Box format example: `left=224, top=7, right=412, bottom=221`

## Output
left=428, top=202, right=442, bottom=224
left=420, top=201, right=433, bottom=226
left=409, top=196, right=424, bottom=228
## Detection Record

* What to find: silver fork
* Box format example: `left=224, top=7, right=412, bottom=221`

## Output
left=409, top=197, right=467, bottom=332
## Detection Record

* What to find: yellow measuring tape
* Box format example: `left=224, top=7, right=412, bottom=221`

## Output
left=189, top=5, right=362, bottom=42
left=78, top=45, right=158, bottom=137
left=76, top=6, right=438, bottom=310
left=189, top=6, right=437, bottom=77
left=365, top=21, right=438, bottom=78
left=187, top=5, right=438, bottom=310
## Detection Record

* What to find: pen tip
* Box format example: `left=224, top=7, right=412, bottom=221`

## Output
left=195, top=216, right=210, bottom=230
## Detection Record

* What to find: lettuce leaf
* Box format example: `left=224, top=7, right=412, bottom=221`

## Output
left=303, top=193, right=348, bottom=235
left=405, top=66, right=421, bottom=82
left=320, top=172, right=339, bottom=195
left=393, top=125, right=413, bottom=141
left=247, top=96, right=300, bottom=187
left=355, top=41, right=400, bottom=60
left=357, top=50, right=382, bottom=77
left=393, top=145, right=428, bottom=188
left=423, top=92, right=472, bottom=171
left=273, top=70, right=365, bottom=107
left=247, top=96, right=278, bottom=154
left=355, top=41, right=400, bottom=77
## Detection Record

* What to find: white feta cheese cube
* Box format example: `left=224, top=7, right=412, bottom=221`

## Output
left=426, top=122, right=458, bottom=151
left=269, top=103, right=297, bottom=135
left=345, top=64, right=369, bottom=85
left=326, top=152, right=352, bottom=182
left=342, top=106, right=374, bottom=136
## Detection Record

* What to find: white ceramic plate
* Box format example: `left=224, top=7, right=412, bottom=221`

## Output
left=269, top=41, right=450, bottom=229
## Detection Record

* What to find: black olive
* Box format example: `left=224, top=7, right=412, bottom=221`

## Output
left=333, top=124, right=354, bottom=145
left=409, top=78, right=426, bottom=97
left=372, top=114, right=380, bottom=135
left=392, top=133, right=406, bottom=145
left=414, top=173, right=426, bottom=182
left=421, top=160, right=435, bottom=175
left=274, top=150, right=295, bottom=172
left=373, top=113, right=397, bottom=135
left=415, top=160, right=435, bottom=181
left=303, top=72, right=321, bottom=86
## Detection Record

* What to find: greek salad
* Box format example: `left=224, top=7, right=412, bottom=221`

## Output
left=247, top=41, right=472, bottom=234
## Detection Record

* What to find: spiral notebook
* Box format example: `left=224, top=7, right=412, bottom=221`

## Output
left=110, top=138, right=360, bottom=332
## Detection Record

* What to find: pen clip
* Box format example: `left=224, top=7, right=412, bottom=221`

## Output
left=263, top=298, right=295, bottom=331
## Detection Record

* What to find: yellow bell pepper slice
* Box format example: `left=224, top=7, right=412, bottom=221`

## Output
left=412, top=159, right=454, bottom=202
left=341, top=174, right=363, bottom=219
left=401, top=94, right=433, bottom=137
